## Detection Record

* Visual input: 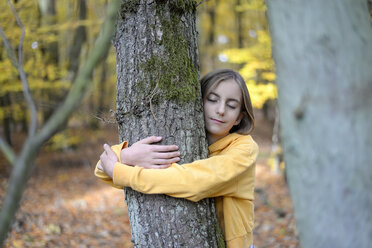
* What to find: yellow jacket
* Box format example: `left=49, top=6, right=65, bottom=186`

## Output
left=95, top=133, right=258, bottom=247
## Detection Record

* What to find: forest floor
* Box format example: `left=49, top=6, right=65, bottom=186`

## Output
left=0, top=116, right=299, bottom=248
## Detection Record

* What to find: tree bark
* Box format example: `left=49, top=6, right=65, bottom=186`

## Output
left=114, top=0, right=223, bottom=247
left=266, top=0, right=372, bottom=247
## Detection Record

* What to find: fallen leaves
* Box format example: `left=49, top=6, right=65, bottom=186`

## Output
left=0, top=124, right=298, bottom=247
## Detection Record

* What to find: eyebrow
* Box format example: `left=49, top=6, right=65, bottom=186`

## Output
left=209, top=92, right=241, bottom=104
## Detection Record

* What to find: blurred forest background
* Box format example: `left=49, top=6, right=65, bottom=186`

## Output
left=0, top=0, right=277, bottom=148
left=3, top=0, right=370, bottom=247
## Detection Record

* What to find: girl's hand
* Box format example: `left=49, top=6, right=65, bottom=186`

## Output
left=99, top=144, right=119, bottom=178
left=121, top=136, right=180, bottom=169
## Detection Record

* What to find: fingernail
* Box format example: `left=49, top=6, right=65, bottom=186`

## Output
left=157, top=136, right=162, bottom=139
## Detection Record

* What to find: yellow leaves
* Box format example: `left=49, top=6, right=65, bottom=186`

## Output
left=58, top=173, right=69, bottom=183
left=223, top=34, right=277, bottom=110
left=0, top=103, right=27, bottom=122
left=45, top=131, right=82, bottom=151
left=236, top=1, right=267, bottom=12
left=257, top=30, right=271, bottom=45
left=223, top=48, right=256, bottom=64
left=247, top=82, right=277, bottom=109
left=37, top=19, right=103, bottom=34
left=0, top=79, right=71, bottom=96
left=240, top=61, right=272, bottom=79
left=218, top=0, right=277, bottom=110
left=46, top=65, right=57, bottom=81
left=10, top=240, right=24, bottom=248
left=44, top=224, right=61, bottom=235
left=261, top=72, right=276, bottom=81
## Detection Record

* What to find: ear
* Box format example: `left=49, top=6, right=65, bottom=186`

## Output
left=234, top=112, right=244, bottom=126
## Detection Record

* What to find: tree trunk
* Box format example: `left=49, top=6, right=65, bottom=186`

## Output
left=38, top=0, right=58, bottom=65
left=38, top=0, right=60, bottom=122
left=97, top=52, right=108, bottom=113
left=114, top=1, right=223, bottom=247
left=67, top=0, right=87, bottom=82
left=266, top=0, right=372, bottom=247
left=0, top=1, right=120, bottom=244
left=0, top=93, right=12, bottom=146
left=236, top=0, right=243, bottom=48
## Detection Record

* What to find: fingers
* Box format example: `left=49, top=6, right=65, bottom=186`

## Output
left=102, top=144, right=119, bottom=164
left=136, top=137, right=179, bottom=152
left=150, top=144, right=179, bottom=152
left=153, top=151, right=181, bottom=159
left=137, top=136, right=162, bottom=144
left=100, top=151, right=106, bottom=161
left=103, top=143, right=111, bottom=153
left=97, top=161, right=103, bottom=170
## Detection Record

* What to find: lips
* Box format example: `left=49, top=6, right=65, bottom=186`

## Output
left=210, top=118, right=225, bottom=124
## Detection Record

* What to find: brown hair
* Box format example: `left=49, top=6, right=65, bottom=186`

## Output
left=200, top=69, right=255, bottom=134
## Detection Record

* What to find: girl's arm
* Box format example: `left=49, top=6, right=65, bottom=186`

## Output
left=95, top=136, right=180, bottom=188
left=120, top=136, right=180, bottom=168
left=104, top=136, right=258, bottom=202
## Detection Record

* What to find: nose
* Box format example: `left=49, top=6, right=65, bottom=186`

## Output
left=216, top=102, right=225, bottom=116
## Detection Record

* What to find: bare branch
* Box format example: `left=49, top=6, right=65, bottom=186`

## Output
left=6, top=0, right=38, bottom=136
left=0, top=0, right=121, bottom=244
left=0, top=137, right=15, bottom=165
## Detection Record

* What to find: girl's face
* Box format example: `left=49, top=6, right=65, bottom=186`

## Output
left=203, top=79, right=243, bottom=145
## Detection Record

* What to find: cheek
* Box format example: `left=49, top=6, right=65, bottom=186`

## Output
left=231, top=110, right=242, bottom=121
left=203, top=102, right=212, bottom=116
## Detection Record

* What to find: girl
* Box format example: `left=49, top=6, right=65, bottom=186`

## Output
left=95, top=69, right=258, bottom=247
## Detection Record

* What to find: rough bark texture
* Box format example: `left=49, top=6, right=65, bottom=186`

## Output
left=114, top=0, right=223, bottom=247
left=266, top=0, right=372, bottom=247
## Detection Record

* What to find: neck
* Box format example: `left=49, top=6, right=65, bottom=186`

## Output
left=207, top=134, right=227, bottom=146
left=207, top=137, right=216, bottom=146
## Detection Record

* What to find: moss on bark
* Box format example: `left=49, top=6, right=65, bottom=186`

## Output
left=140, top=4, right=199, bottom=103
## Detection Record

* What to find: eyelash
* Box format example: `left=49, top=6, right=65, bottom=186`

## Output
left=207, top=98, right=237, bottom=109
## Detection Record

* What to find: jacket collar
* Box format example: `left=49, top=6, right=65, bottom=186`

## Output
left=208, top=133, right=242, bottom=154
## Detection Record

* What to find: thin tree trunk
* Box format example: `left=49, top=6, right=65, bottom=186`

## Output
left=236, top=0, right=243, bottom=48
left=67, top=0, right=87, bottom=82
left=0, top=1, right=120, bottom=244
left=38, top=0, right=60, bottom=122
left=38, top=0, right=58, bottom=65
left=97, top=53, right=108, bottom=113
left=0, top=94, right=12, bottom=146
left=266, top=0, right=372, bottom=247
left=114, top=1, right=223, bottom=247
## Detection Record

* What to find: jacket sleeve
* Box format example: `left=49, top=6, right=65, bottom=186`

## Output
left=94, top=141, right=128, bottom=189
left=112, top=137, right=258, bottom=202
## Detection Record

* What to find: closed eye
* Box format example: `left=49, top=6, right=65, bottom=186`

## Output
left=207, top=98, right=218, bottom=103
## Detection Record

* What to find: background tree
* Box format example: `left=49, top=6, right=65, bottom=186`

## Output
left=114, top=0, right=223, bottom=246
left=266, top=0, right=372, bottom=247
left=0, top=0, right=120, bottom=244
left=67, top=0, right=87, bottom=82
